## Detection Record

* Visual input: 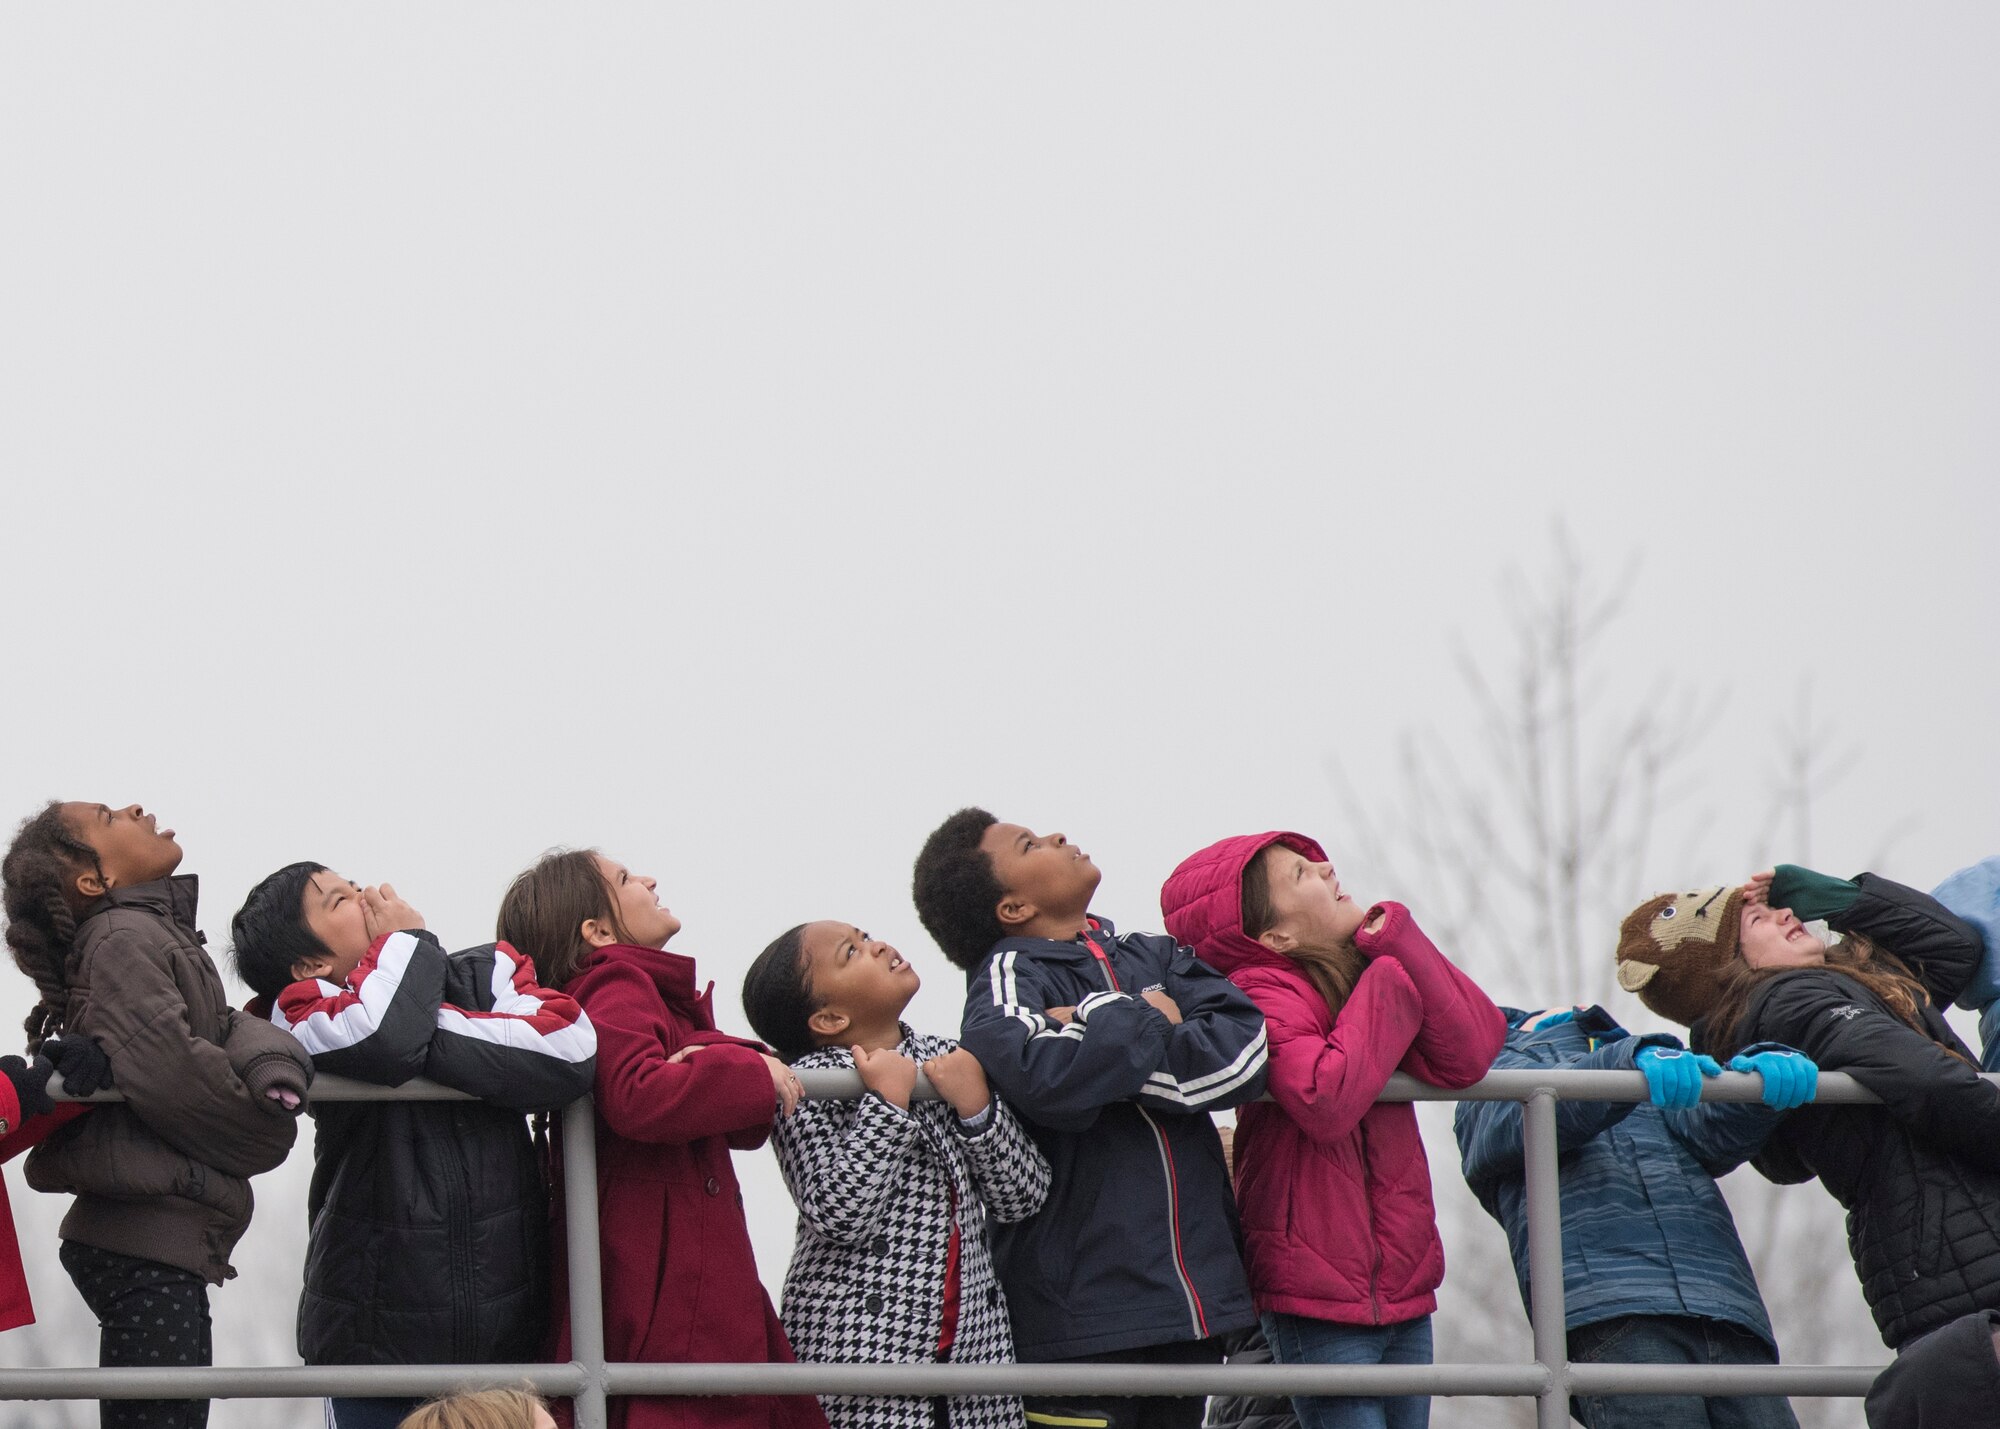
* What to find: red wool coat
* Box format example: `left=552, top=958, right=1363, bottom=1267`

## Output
left=2, top=1085, right=87, bottom=1333
left=1161, top=832, right=1506, bottom=1327
left=549, top=943, right=827, bottom=1429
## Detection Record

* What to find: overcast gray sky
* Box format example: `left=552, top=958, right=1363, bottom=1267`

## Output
left=3, top=7, right=1996, bottom=1424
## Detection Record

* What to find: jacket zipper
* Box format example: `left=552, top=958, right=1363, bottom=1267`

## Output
left=1086, top=927, right=1208, bottom=1339
left=1361, top=1123, right=1383, bottom=1324
left=1081, top=921, right=1122, bottom=991
left=1136, top=1105, right=1209, bottom=1339
left=441, top=1111, right=476, bottom=1357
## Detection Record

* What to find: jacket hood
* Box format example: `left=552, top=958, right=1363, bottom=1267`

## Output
left=1159, top=832, right=1327, bottom=976
left=82, top=875, right=201, bottom=936
left=573, top=941, right=712, bottom=1015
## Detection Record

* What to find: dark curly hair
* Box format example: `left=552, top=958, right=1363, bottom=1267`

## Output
left=231, top=862, right=334, bottom=1001
left=2, top=802, right=101, bottom=1053
left=912, top=807, right=1008, bottom=971
left=741, top=924, right=818, bottom=1062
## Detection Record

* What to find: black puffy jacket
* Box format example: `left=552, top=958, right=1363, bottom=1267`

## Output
left=1706, top=874, right=1997, bottom=1350
left=267, top=930, right=596, bottom=1365
left=1204, top=1326, right=1300, bottom=1429
left=1865, top=1309, right=2000, bottom=1428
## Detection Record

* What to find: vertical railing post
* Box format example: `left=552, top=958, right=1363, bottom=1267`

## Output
left=1522, top=1088, right=1569, bottom=1429
left=562, top=1097, right=610, bottom=1429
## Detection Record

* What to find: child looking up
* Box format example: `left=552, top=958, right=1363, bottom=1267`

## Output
left=1456, top=1002, right=1815, bottom=1429
left=912, top=808, right=1269, bottom=1429
left=1161, top=832, right=1506, bottom=1429
left=232, top=864, right=598, bottom=1429
left=497, top=849, right=827, bottom=1429
left=742, top=919, right=1051, bottom=1429
left=1619, top=866, right=2000, bottom=1354
left=3, top=801, right=311, bottom=1429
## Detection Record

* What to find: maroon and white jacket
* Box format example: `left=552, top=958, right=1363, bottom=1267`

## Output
left=266, top=930, right=596, bottom=1366
left=272, top=930, right=596, bottom=1109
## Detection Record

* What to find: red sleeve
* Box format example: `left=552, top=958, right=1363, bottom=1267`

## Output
left=1, top=1099, right=90, bottom=1164
left=582, top=963, right=777, bottom=1145
left=1248, top=959, right=1423, bottom=1147
left=677, top=1029, right=773, bottom=1055
left=1356, top=903, right=1507, bottom=1089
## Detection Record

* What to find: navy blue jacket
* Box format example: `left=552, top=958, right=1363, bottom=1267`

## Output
left=1454, top=1007, right=1785, bottom=1347
left=958, top=916, right=1269, bottom=1360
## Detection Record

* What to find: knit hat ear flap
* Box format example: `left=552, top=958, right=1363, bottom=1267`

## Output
left=1613, top=885, right=1745, bottom=1026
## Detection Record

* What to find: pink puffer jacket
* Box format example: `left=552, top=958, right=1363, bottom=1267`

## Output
left=1160, top=832, right=1504, bottom=1326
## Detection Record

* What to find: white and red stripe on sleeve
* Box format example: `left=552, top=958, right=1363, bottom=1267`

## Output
left=271, top=931, right=426, bottom=1057
left=434, top=944, right=596, bottom=1067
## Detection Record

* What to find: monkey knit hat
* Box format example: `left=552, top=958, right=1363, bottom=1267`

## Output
left=1614, top=885, right=1746, bottom=1027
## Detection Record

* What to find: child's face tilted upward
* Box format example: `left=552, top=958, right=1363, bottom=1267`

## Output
left=585, top=855, right=682, bottom=949
left=300, top=871, right=373, bottom=984
left=1255, top=844, right=1366, bottom=951
left=800, top=921, right=920, bottom=1036
left=60, top=802, right=183, bottom=895
left=980, top=822, right=1102, bottom=929
left=1739, top=901, right=1827, bottom=970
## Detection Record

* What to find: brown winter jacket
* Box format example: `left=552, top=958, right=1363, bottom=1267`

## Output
left=26, top=877, right=310, bottom=1284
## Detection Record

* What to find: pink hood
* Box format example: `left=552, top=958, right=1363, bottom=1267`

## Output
left=1160, top=830, right=1328, bottom=975
left=1159, top=831, right=1506, bottom=1326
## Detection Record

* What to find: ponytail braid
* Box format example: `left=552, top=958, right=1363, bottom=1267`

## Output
left=2, top=803, right=100, bottom=1054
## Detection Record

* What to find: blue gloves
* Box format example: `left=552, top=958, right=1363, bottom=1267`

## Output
left=1634, top=1046, right=1722, bottom=1108
left=1633, top=1044, right=1817, bottom=1110
left=1728, top=1050, right=1819, bottom=1110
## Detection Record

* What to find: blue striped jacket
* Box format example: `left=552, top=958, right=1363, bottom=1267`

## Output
left=1453, top=1006, right=1783, bottom=1346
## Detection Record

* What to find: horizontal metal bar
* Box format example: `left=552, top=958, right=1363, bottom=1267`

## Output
left=20, top=1067, right=1915, bottom=1409
left=802, top=1066, right=1912, bottom=1107
left=1376, top=1068, right=1898, bottom=1105
left=47, top=1071, right=475, bottom=1102
left=602, top=1361, right=1552, bottom=1397
left=0, top=1364, right=585, bottom=1400
left=1567, top=1363, right=1887, bottom=1396
left=47, top=1066, right=1928, bottom=1107
left=0, top=1359, right=1901, bottom=1401
left=0, top=1361, right=1549, bottom=1401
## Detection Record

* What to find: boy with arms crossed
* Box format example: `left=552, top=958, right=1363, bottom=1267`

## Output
left=913, top=809, right=1269, bottom=1429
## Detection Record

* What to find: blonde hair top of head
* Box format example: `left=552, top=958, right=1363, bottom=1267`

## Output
left=398, top=1387, right=548, bottom=1429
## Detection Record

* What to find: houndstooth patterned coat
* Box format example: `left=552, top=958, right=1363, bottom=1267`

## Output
left=772, top=1027, right=1052, bottom=1429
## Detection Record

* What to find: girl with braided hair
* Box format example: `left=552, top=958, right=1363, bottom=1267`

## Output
left=2, top=800, right=312, bottom=1429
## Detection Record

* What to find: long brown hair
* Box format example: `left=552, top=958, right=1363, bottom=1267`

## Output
left=1704, top=931, right=1944, bottom=1058
left=1241, top=845, right=1365, bottom=1015
left=495, top=849, right=626, bottom=991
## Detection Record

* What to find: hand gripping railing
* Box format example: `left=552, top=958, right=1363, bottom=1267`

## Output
left=4, top=1068, right=1902, bottom=1427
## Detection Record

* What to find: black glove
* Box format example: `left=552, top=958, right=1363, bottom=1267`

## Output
left=41, top=1033, right=113, bottom=1098
left=1, top=1054, right=56, bottom=1121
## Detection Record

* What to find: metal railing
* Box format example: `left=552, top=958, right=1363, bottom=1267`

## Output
left=3, top=1067, right=1901, bottom=1428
